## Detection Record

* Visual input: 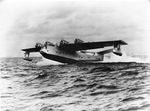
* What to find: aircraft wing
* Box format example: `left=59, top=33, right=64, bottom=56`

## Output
left=21, top=47, right=41, bottom=52
left=58, top=40, right=127, bottom=51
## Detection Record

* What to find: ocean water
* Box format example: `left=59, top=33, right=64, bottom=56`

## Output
left=1, top=57, right=150, bottom=111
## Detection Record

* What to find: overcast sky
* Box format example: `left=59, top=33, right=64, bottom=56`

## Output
left=0, top=0, right=150, bottom=57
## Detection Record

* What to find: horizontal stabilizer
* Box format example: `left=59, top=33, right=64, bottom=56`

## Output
left=97, top=49, right=113, bottom=54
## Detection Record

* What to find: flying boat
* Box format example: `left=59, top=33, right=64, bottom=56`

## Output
left=21, top=38, right=127, bottom=63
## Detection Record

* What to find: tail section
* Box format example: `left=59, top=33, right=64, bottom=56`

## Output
left=97, top=43, right=123, bottom=56
left=97, top=44, right=123, bottom=61
left=96, top=49, right=112, bottom=61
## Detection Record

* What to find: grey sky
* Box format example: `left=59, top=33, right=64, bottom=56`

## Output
left=0, top=0, right=150, bottom=57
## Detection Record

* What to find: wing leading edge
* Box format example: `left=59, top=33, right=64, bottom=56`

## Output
left=21, top=43, right=43, bottom=52
left=21, top=47, right=41, bottom=52
left=58, top=40, right=127, bottom=51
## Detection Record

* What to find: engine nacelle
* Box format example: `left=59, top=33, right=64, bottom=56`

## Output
left=35, top=43, right=43, bottom=48
left=59, top=39, right=69, bottom=45
left=74, top=38, right=84, bottom=44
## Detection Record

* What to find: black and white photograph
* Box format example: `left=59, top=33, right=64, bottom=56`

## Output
left=0, top=0, right=150, bottom=111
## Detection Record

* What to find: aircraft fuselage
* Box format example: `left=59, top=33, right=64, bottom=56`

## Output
left=40, top=45, right=104, bottom=64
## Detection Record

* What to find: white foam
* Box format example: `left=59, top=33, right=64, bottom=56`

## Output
left=104, top=52, right=150, bottom=63
left=36, top=57, right=63, bottom=66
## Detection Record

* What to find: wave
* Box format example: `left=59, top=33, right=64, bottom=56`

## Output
left=1, top=58, right=150, bottom=111
left=36, top=57, right=63, bottom=66
left=122, top=96, right=144, bottom=102
left=104, top=52, right=150, bottom=63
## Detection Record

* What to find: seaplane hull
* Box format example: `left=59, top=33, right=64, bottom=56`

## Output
left=40, top=51, right=78, bottom=64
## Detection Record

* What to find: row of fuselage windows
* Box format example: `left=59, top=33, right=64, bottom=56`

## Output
left=55, top=51, right=91, bottom=59
left=47, top=47, right=92, bottom=59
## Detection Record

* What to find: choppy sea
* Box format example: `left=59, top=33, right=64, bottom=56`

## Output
left=1, top=57, right=150, bottom=111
